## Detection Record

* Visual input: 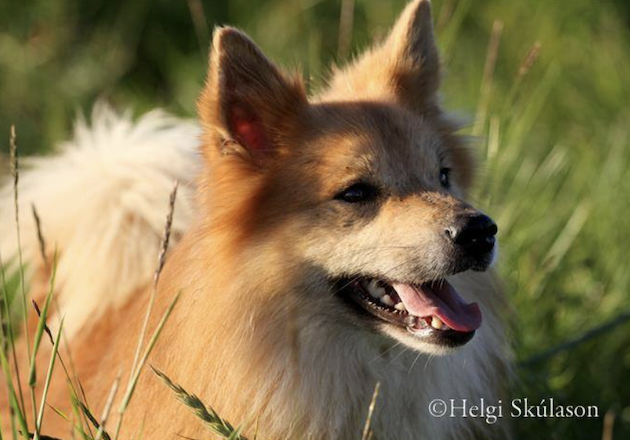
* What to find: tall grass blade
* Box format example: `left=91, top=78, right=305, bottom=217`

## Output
left=31, top=300, right=95, bottom=440
left=113, top=291, right=180, bottom=440
left=33, top=319, right=64, bottom=440
left=26, top=253, right=58, bottom=440
left=69, top=395, right=90, bottom=440
left=27, top=253, right=58, bottom=387
left=0, top=240, right=25, bottom=439
left=0, top=342, right=29, bottom=439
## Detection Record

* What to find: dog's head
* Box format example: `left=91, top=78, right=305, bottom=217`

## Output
left=199, top=0, right=497, bottom=355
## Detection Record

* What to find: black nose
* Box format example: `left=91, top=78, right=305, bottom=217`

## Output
left=445, top=214, right=498, bottom=254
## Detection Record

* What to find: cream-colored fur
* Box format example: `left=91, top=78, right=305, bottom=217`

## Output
left=0, top=104, right=200, bottom=336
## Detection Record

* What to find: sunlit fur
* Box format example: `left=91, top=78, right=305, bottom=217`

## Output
left=0, top=105, right=199, bottom=337
left=0, top=1, right=512, bottom=439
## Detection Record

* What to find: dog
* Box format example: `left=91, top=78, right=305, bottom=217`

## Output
left=0, top=1, right=511, bottom=439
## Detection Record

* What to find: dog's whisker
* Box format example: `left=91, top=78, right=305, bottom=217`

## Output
left=368, top=341, right=403, bottom=364
left=408, top=351, right=423, bottom=374
left=386, top=346, right=410, bottom=368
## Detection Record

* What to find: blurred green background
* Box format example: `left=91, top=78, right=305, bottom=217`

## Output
left=1, top=0, right=629, bottom=438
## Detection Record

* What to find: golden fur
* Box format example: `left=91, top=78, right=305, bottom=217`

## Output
left=1, top=1, right=511, bottom=439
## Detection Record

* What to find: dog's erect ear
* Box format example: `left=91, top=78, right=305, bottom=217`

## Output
left=385, top=0, right=440, bottom=105
left=199, top=27, right=307, bottom=163
left=323, top=0, right=440, bottom=114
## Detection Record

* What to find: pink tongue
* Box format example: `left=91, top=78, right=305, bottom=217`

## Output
left=392, top=280, right=482, bottom=332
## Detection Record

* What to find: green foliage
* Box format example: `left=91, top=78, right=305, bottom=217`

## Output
left=1, top=0, right=629, bottom=439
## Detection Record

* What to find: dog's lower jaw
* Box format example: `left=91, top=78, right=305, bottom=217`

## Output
left=380, top=325, right=468, bottom=356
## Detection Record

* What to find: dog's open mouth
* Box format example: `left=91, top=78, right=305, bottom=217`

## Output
left=338, top=277, right=482, bottom=347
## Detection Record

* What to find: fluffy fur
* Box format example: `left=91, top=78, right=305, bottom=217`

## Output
left=0, top=105, right=199, bottom=336
left=0, top=1, right=512, bottom=439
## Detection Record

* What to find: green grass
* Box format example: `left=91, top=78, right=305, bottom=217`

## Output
left=0, top=140, right=181, bottom=439
left=1, top=0, right=629, bottom=439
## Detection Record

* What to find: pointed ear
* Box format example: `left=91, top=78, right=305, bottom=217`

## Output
left=385, top=0, right=440, bottom=106
left=199, top=27, right=307, bottom=163
left=324, top=0, right=440, bottom=114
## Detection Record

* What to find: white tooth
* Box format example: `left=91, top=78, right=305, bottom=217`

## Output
left=394, top=302, right=407, bottom=311
left=380, top=294, right=394, bottom=307
left=431, top=316, right=444, bottom=330
left=368, top=280, right=385, bottom=298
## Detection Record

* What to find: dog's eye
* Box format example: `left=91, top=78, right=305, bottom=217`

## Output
left=439, top=168, right=451, bottom=189
left=334, top=183, right=379, bottom=203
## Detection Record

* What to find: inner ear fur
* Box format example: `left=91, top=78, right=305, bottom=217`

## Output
left=198, top=26, right=307, bottom=163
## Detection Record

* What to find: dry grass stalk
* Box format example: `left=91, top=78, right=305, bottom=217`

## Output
left=118, top=179, right=178, bottom=434
left=186, top=0, right=209, bottom=60
left=337, top=0, right=355, bottom=60
left=31, top=204, right=49, bottom=270
left=128, top=180, right=179, bottom=380
left=112, top=180, right=180, bottom=439
left=28, top=252, right=58, bottom=387
left=93, top=375, right=121, bottom=440
left=518, top=41, right=542, bottom=79
left=9, top=124, right=32, bottom=423
left=31, top=300, right=54, bottom=344
left=151, top=366, right=248, bottom=440
left=360, top=381, right=381, bottom=440
left=601, top=409, right=615, bottom=440
left=473, top=20, right=504, bottom=137
left=113, top=291, right=180, bottom=440
left=436, top=0, right=455, bottom=32
left=113, top=180, right=180, bottom=440
left=154, top=180, right=179, bottom=290
left=498, top=40, right=543, bottom=116
left=74, top=399, right=110, bottom=440
left=10, top=124, right=32, bottom=347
